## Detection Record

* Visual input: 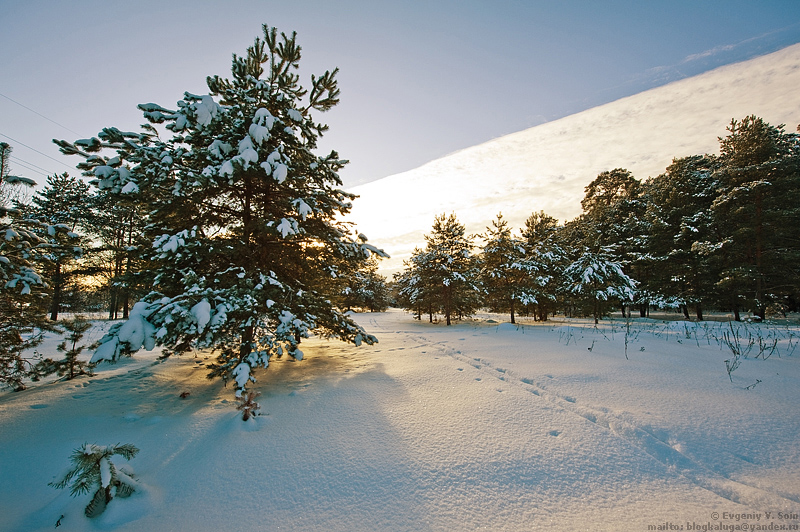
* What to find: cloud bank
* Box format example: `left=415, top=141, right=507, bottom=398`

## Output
left=348, top=43, right=800, bottom=274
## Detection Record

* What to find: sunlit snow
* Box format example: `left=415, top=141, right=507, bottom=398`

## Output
left=1, top=310, right=799, bottom=531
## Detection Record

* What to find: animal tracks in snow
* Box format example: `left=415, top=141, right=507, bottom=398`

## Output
left=440, top=344, right=800, bottom=510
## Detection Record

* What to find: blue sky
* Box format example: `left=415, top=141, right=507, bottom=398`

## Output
left=1, top=0, right=800, bottom=188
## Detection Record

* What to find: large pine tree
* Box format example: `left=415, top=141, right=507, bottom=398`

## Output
left=423, top=213, right=479, bottom=325
left=1, top=174, right=74, bottom=389
left=709, top=116, right=800, bottom=319
left=520, top=211, right=564, bottom=321
left=479, top=213, right=538, bottom=324
left=55, top=25, right=385, bottom=399
left=642, top=155, right=720, bottom=320
left=25, top=173, right=90, bottom=320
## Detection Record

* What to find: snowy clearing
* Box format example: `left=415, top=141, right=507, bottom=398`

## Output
left=1, top=310, right=799, bottom=531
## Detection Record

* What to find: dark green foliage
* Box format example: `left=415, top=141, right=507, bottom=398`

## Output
left=708, top=116, right=800, bottom=319
left=396, top=214, right=479, bottom=325
left=23, top=173, right=89, bottom=320
left=1, top=175, right=62, bottom=390
left=394, top=247, right=437, bottom=321
left=340, top=257, right=390, bottom=312
left=479, top=213, right=539, bottom=324
left=641, top=155, right=720, bottom=317
left=519, top=211, right=564, bottom=321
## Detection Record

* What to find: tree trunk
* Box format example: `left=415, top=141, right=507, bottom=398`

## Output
left=510, top=298, right=515, bottom=324
left=444, top=286, right=452, bottom=326
left=755, top=190, right=764, bottom=318
left=49, top=260, right=62, bottom=321
left=681, top=304, right=690, bottom=320
left=695, top=303, right=704, bottom=321
left=108, top=290, right=117, bottom=320
left=240, top=325, right=254, bottom=361
left=122, top=223, right=136, bottom=320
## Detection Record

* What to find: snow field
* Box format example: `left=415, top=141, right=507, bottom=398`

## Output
left=1, top=310, right=799, bottom=531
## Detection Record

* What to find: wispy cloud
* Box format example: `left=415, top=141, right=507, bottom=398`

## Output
left=647, top=22, right=800, bottom=83
left=681, top=43, right=736, bottom=64
left=349, top=44, right=800, bottom=275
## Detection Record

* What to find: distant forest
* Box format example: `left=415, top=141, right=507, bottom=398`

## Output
left=3, top=114, right=798, bottom=336
left=394, top=115, right=800, bottom=325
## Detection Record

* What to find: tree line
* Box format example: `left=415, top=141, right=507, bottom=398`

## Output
left=394, top=115, right=800, bottom=325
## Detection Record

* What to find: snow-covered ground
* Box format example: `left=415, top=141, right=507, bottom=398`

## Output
left=1, top=310, right=799, bottom=531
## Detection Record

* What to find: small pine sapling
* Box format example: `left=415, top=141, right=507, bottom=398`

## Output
left=49, top=442, right=139, bottom=518
left=39, top=317, right=94, bottom=380
left=236, top=390, right=261, bottom=421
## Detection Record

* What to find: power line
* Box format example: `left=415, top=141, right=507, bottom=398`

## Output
left=0, top=132, right=75, bottom=171
left=0, top=91, right=83, bottom=136
left=10, top=155, right=53, bottom=175
left=8, top=158, right=49, bottom=177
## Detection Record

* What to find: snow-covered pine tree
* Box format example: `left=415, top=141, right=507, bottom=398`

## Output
left=55, top=24, right=386, bottom=401
left=563, top=247, right=637, bottom=324
left=423, top=213, right=479, bottom=325
left=520, top=211, right=564, bottom=321
left=394, top=247, right=437, bottom=322
left=340, top=257, right=390, bottom=312
left=25, top=173, right=89, bottom=320
left=1, top=171, right=74, bottom=389
left=642, top=155, right=720, bottom=320
left=579, top=169, right=644, bottom=318
left=479, top=213, right=537, bottom=324
left=0, top=210, right=52, bottom=390
left=0, top=143, right=32, bottom=208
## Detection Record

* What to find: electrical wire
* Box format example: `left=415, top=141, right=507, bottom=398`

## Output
left=0, top=132, right=75, bottom=171
left=0, top=91, right=83, bottom=136
left=10, top=156, right=53, bottom=176
left=8, top=158, right=49, bottom=178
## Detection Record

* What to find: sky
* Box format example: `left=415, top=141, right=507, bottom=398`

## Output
left=2, top=0, right=800, bottom=189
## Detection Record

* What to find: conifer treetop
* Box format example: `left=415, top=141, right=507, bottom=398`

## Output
left=54, top=24, right=386, bottom=399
